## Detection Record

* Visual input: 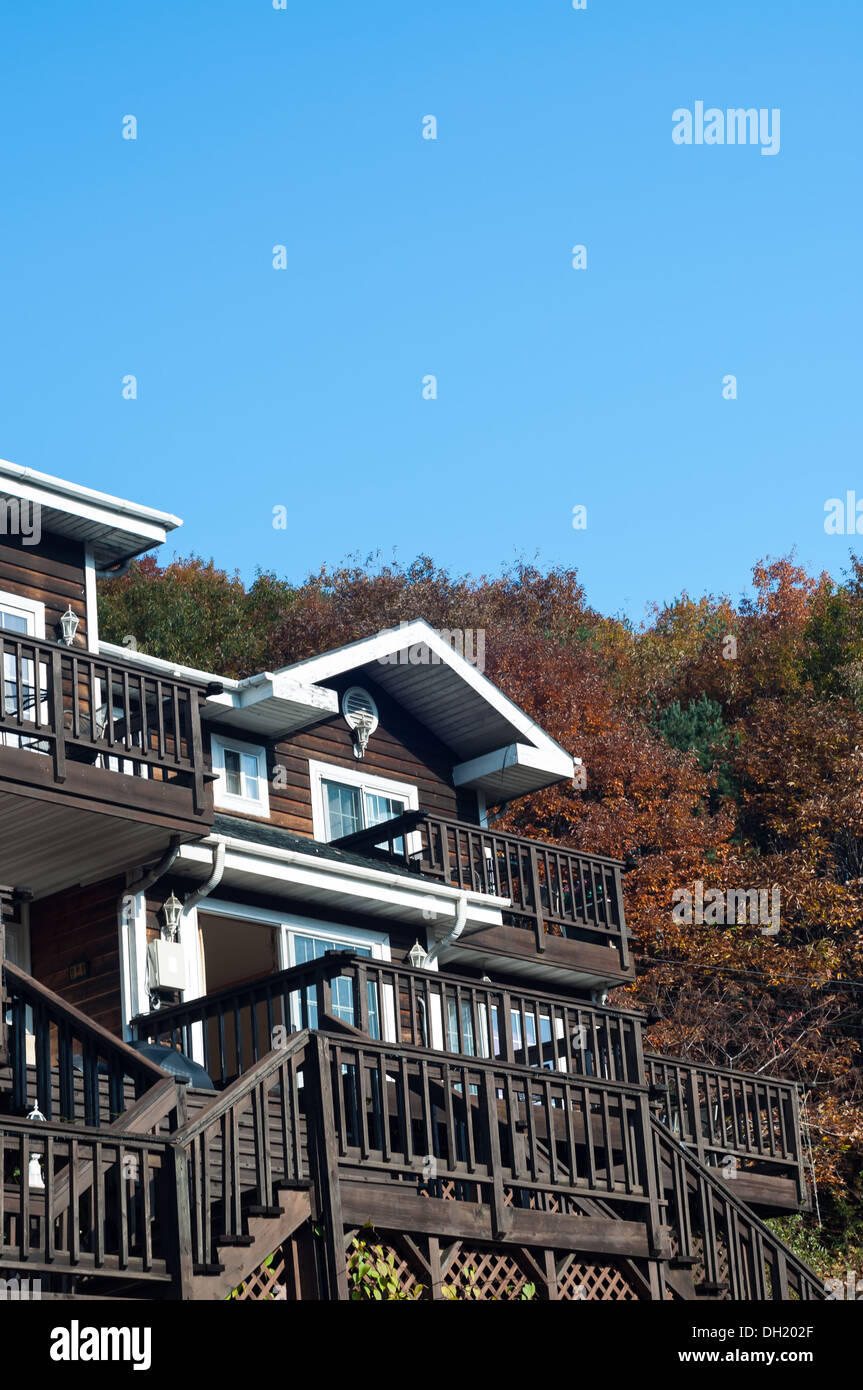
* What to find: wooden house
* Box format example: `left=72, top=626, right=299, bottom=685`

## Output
left=0, top=460, right=822, bottom=1301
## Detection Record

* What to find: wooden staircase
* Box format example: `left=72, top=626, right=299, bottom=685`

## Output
left=0, top=947, right=826, bottom=1300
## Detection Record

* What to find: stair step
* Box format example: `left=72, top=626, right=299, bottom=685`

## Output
left=247, top=1205, right=281, bottom=1219
left=216, top=1234, right=256, bottom=1248
left=695, top=1281, right=729, bottom=1297
left=193, top=1263, right=226, bottom=1277
left=669, top=1256, right=698, bottom=1269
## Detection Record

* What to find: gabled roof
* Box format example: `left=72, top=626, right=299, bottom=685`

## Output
left=102, top=621, right=576, bottom=800
left=0, top=459, right=181, bottom=566
left=281, top=621, right=575, bottom=797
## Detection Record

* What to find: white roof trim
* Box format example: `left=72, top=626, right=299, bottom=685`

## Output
left=453, top=742, right=575, bottom=790
left=177, top=834, right=508, bottom=930
left=0, top=459, right=181, bottom=536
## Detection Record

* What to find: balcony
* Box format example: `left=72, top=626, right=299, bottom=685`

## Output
left=132, top=953, right=808, bottom=1219
left=0, top=634, right=214, bottom=897
left=333, top=811, right=632, bottom=987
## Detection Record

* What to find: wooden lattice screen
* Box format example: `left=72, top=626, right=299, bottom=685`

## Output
left=231, top=1230, right=642, bottom=1301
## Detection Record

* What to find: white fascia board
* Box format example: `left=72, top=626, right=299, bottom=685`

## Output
left=0, top=460, right=180, bottom=545
left=205, top=675, right=338, bottom=732
left=276, top=619, right=573, bottom=765
left=177, top=835, right=508, bottom=926
left=453, top=742, right=575, bottom=789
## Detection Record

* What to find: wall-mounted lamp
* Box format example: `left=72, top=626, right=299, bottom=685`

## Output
left=162, top=892, right=184, bottom=942
left=408, top=939, right=429, bottom=970
left=59, top=605, right=80, bottom=646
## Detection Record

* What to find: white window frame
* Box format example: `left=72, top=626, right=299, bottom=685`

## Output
left=308, top=758, right=419, bottom=846
left=211, top=733, right=270, bottom=818
left=0, top=590, right=45, bottom=638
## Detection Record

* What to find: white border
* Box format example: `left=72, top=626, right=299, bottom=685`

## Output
left=211, top=732, right=271, bottom=819
left=308, top=757, right=419, bottom=844
left=0, top=589, right=46, bottom=639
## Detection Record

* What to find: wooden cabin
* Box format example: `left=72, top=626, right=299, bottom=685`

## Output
left=0, top=460, right=822, bottom=1301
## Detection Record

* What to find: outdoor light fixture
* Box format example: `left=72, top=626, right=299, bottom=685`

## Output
left=59, top=605, right=79, bottom=646
left=409, top=939, right=428, bottom=970
left=162, top=892, right=184, bottom=942
left=26, top=1099, right=46, bottom=1190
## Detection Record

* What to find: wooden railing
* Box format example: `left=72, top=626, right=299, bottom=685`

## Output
left=645, top=1053, right=806, bottom=1199
left=339, top=953, right=646, bottom=1080
left=325, top=1035, right=661, bottom=1227
left=132, top=953, right=357, bottom=1088
left=0, top=1114, right=172, bottom=1283
left=170, top=1032, right=309, bottom=1276
left=133, top=952, right=646, bottom=1087
left=0, top=633, right=208, bottom=812
left=4, top=960, right=169, bottom=1126
left=372, top=813, right=629, bottom=969
left=652, top=1116, right=822, bottom=1300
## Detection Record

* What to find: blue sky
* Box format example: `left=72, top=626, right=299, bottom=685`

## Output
left=0, top=0, right=859, bottom=623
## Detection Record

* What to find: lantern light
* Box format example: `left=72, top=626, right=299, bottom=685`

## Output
left=59, top=605, right=80, bottom=646
left=408, top=939, right=429, bottom=970
left=162, top=893, right=184, bottom=942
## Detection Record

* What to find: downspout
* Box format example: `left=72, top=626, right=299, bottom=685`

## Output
left=95, top=558, right=133, bottom=581
left=121, top=835, right=182, bottom=917
left=423, top=892, right=469, bottom=969
left=179, top=840, right=226, bottom=917
left=118, top=836, right=182, bottom=1031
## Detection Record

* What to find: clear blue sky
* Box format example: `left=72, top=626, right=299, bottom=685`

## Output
left=0, top=1, right=859, bottom=623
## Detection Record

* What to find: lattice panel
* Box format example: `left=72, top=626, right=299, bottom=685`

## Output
left=444, top=1245, right=534, bottom=1300
left=230, top=1245, right=290, bottom=1300
left=556, top=1256, right=639, bottom=1301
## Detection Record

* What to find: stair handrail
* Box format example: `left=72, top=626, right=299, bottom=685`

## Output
left=652, top=1114, right=823, bottom=1300
left=4, top=958, right=169, bottom=1124
left=167, top=1030, right=311, bottom=1285
left=169, top=1028, right=310, bottom=1149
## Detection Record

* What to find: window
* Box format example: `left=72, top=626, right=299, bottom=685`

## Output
left=211, top=734, right=270, bottom=817
left=0, top=592, right=46, bottom=748
left=309, top=759, right=418, bottom=850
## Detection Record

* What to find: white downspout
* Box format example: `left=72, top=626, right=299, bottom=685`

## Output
left=423, top=892, right=469, bottom=969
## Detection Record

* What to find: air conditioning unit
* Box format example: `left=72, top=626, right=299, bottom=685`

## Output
left=148, top=938, right=187, bottom=992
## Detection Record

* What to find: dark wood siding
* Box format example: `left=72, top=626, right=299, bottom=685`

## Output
left=0, top=530, right=88, bottom=647
left=29, top=876, right=123, bottom=1035
left=205, top=675, right=479, bottom=838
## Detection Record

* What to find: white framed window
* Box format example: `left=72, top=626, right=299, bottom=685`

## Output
left=309, top=758, right=418, bottom=848
left=211, top=734, right=270, bottom=818
left=0, top=592, right=47, bottom=747
left=0, top=591, right=46, bottom=639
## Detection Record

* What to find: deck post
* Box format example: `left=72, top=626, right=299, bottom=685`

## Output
left=50, top=648, right=67, bottom=783
left=0, top=886, right=8, bottom=1067
left=482, top=1072, right=510, bottom=1239
left=307, top=1033, right=349, bottom=1300
left=165, top=1142, right=196, bottom=1299
left=528, top=847, right=546, bottom=952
